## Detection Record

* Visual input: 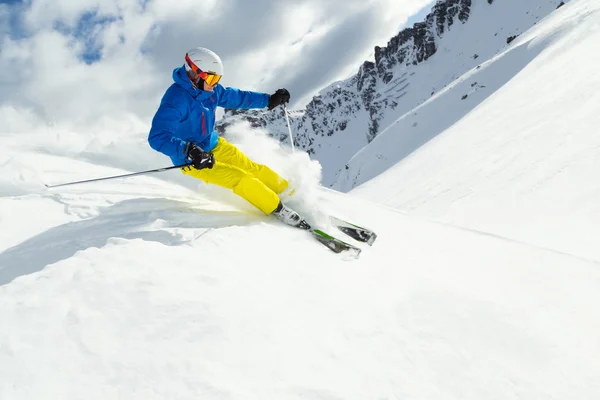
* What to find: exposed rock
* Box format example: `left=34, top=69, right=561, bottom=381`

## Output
left=219, top=0, right=475, bottom=157
left=217, top=0, right=565, bottom=187
left=507, top=35, right=519, bottom=44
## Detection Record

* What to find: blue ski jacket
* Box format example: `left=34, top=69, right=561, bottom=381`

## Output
left=148, top=66, right=270, bottom=165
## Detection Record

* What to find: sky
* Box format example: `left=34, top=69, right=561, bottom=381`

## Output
left=0, top=0, right=434, bottom=132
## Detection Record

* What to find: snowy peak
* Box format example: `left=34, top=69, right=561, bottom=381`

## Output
left=373, top=0, right=471, bottom=81
left=356, top=0, right=473, bottom=142
left=348, top=0, right=600, bottom=260
left=218, top=0, right=568, bottom=187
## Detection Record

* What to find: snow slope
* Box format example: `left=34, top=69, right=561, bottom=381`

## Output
left=2, top=181, right=600, bottom=399
left=347, top=0, right=600, bottom=262
left=1, top=0, right=600, bottom=399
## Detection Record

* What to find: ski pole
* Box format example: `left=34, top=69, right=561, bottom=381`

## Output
left=283, top=104, right=296, bottom=154
left=43, top=163, right=190, bottom=188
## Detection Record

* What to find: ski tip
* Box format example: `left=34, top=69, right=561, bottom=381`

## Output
left=367, top=234, right=377, bottom=246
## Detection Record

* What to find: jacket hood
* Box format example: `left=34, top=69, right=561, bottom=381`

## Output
left=172, top=66, right=214, bottom=101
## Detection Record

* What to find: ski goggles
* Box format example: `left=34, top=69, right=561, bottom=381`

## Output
left=185, top=53, right=222, bottom=86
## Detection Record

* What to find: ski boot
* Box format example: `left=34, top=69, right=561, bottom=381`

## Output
left=272, top=201, right=311, bottom=230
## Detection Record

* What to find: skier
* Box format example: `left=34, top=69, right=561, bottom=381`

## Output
left=148, top=47, right=307, bottom=228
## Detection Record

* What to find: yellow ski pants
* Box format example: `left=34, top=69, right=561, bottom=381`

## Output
left=182, top=137, right=288, bottom=214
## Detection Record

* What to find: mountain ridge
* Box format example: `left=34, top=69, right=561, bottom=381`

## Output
left=217, top=0, right=568, bottom=187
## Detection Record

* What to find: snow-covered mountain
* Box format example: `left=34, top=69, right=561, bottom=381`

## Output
left=2, top=0, right=600, bottom=398
left=346, top=0, right=600, bottom=261
left=218, top=0, right=569, bottom=187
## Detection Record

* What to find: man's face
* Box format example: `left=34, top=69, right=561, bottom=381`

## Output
left=203, top=80, right=216, bottom=92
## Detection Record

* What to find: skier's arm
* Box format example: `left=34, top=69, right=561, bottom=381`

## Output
left=148, top=102, right=188, bottom=159
left=217, top=86, right=269, bottom=109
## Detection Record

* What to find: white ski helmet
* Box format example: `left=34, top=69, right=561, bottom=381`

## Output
left=184, top=47, right=224, bottom=86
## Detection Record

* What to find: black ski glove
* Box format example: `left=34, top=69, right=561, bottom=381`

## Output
left=267, top=88, right=291, bottom=110
left=186, top=143, right=215, bottom=170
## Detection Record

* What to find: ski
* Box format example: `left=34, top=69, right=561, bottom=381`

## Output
left=329, top=216, right=377, bottom=246
left=283, top=218, right=362, bottom=257
left=273, top=208, right=362, bottom=257
left=310, top=228, right=361, bottom=257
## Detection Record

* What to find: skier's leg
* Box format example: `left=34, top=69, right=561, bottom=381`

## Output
left=181, top=163, right=280, bottom=215
left=211, top=137, right=289, bottom=195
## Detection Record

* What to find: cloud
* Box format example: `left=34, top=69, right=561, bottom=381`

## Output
left=0, top=0, right=433, bottom=131
left=261, top=1, right=422, bottom=108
